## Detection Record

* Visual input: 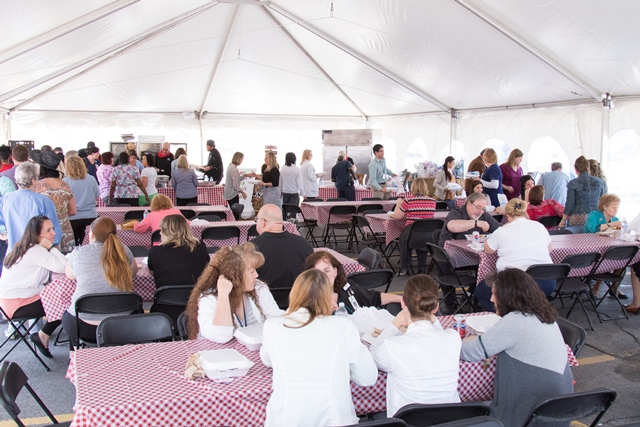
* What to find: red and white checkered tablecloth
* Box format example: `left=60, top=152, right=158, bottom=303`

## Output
left=97, top=205, right=234, bottom=224
left=444, top=234, right=640, bottom=284
left=81, top=222, right=299, bottom=248
left=301, top=201, right=397, bottom=225
left=65, top=314, right=577, bottom=427
left=318, top=186, right=408, bottom=201
left=41, top=263, right=156, bottom=322
left=97, top=186, right=227, bottom=207
left=314, top=247, right=366, bottom=275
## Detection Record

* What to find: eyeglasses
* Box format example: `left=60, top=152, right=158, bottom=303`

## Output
left=254, top=217, right=266, bottom=223
left=472, top=203, right=486, bottom=212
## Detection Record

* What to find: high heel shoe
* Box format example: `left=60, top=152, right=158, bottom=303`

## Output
left=624, top=304, right=640, bottom=314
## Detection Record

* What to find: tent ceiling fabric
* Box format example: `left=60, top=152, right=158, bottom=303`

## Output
left=1, top=0, right=640, bottom=116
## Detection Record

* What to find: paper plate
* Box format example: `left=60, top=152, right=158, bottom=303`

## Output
left=465, top=313, right=501, bottom=333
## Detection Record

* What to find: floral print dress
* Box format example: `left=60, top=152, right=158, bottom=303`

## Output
left=32, top=179, right=75, bottom=254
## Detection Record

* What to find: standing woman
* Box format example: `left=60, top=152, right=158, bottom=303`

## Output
left=32, top=151, right=77, bottom=254
left=589, top=159, right=608, bottom=193
left=434, top=156, right=457, bottom=209
left=171, top=148, right=187, bottom=172
left=299, top=149, right=319, bottom=200
left=260, top=152, right=281, bottom=208
left=480, top=148, right=504, bottom=208
left=96, top=152, right=114, bottom=203
left=279, top=152, right=303, bottom=206
left=461, top=268, right=573, bottom=426
left=260, top=269, right=378, bottom=427
left=561, top=156, right=605, bottom=227
left=63, top=156, right=100, bottom=246
left=109, top=152, right=149, bottom=207
left=499, top=148, right=524, bottom=200
left=170, top=155, right=199, bottom=206
left=0, top=216, right=68, bottom=358
left=139, top=153, right=158, bottom=206
left=224, top=152, right=247, bottom=206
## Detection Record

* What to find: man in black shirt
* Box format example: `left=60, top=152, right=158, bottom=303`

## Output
left=203, top=139, right=223, bottom=183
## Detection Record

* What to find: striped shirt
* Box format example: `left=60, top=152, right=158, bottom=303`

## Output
left=400, top=196, right=436, bottom=225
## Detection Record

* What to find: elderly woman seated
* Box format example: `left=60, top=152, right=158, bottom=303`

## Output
left=526, top=185, right=564, bottom=227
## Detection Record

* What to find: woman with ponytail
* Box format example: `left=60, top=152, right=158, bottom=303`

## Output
left=369, top=275, right=461, bottom=417
left=62, top=217, right=137, bottom=346
left=185, top=242, right=282, bottom=343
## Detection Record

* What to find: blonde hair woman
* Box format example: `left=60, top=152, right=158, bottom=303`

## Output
left=260, top=269, right=378, bottom=427
left=170, top=155, right=199, bottom=206
left=62, top=217, right=137, bottom=348
left=133, top=194, right=184, bottom=233
left=259, top=152, right=281, bottom=208
left=480, top=148, right=504, bottom=208
left=63, top=155, right=100, bottom=246
left=300, top=149, right=319, bottom=200
left=499, top=148, right=524, bottom=200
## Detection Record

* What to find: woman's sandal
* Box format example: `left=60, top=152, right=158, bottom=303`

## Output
left=624, top=304, right=640, bottom=314
left=29, top=333, right=53, bottom=358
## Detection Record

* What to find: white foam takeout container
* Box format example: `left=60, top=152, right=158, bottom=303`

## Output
left=199, top=349, right=254, bottom=380
left=464, top=234, right=488, bottom=243
left=234, top=324, right=263, bottom=351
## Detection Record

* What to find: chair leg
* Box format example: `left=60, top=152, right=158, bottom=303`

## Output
left=574, top=294, right=596, bottom=331
left=53, top=326, right=69, bottom=346
left=0, top=319, right=50, bottom=371
left=594, top=280, right=629, bottom=321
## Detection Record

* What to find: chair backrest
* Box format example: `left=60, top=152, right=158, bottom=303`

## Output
left=425, top=243, right=454, bottom=274
left=177, top=311, right=188, bottom=340
left=282, top=204, right=303, bottom=216
left=180, top=209, right=196, bottom=219
left=96, top=313, right=175, bottom=347
left=201, top=226, right=241, bottom=242
left=435, top=201, right=449, bottom=210
left=197, top=211, right=228, bottom=221
left=564, top=225, right=584, bottom=234
left=230, top=203, right=244, bottom=220
left=357, top=204, right=384, bottom=214
left=127, top=245, right=149, bottom=257
left=357, top=247, right=383, bottom=270
left=247, top=224, right=259, bottom=239
left=75, top=292, right=143, bottom=347
left=328, top=205, right=357, bottom=215
left=342, top=418, right=408, bottom=427
left=347, top=270, right=394, bottom=293
left=361, top=197, right=382, bottom=201
left=186, top=203, right=210, bottom=206
left=196, top=214, right=222, bottom=222
left=106, top=203, right=131, bottom=207
left=151, top=229, right=161, bottom=245
left=537, top=216, right=562, bottom=227
left=327, top=198, right=348, bottom=202
left=434, top=417, right=505, bottom=427
left=432, top=229, right=442, bottom=246
left=124, top=210, right=144, bottom=221
left=561, top=252, right=601, bottom=271
left=525, top=263, right=571, bottom=281
left=523, top=388, right=617, bottom=427
left=0, top=361, right=59, bottom=426
left=555, top=317, right=587, bottom=357
left=408, top=219, right=445, bottom=246
left=394, top=402, right=492, bottom=426
left=549, top=228, right=572, bottom=235
left=492, top=214, right=504, bottom=223
left=601, top=245, right=639, bottom=262
left=153, top=285, right=193, bottom=307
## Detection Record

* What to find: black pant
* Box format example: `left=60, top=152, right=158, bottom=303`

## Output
left=337, top=186, right=356, bottom=201
left=227, top=195, right=239, bottom=207
left=12, top=300, right=61, bottom=336
left=115, top=198, right=139, bottom=207
left=70, top=217, right=96, bottom=246
left=62, top=311, right=98, bottom=349
left=177, top=197, right=198, bottom=206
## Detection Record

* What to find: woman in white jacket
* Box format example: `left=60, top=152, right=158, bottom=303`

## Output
left=0, top=216, right=68, bottom=358
left=260, top=269, right=378, bottom=427
left=185, top=242, right=282, bottom=343
left=370, top=274, right=461, bottom=417
left=299, top=149, right=319, bottom=200
left=434, top=156, right=457, bottom=209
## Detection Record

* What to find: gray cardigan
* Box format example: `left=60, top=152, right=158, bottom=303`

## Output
left=170, top=168, right=198, bottom=199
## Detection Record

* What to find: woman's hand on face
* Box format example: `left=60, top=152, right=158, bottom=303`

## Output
left=391, top=307, right=411, bottom=330
left=38, top=237, right=53, bottom=250
left=216, top=275, right=233, bottom=297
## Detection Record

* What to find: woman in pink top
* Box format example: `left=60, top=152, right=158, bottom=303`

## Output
left=499, top=148, right=524, bottom=201
left=96, top=152, right=115, bottom=203
left=133, top=194, right=185, bottom=233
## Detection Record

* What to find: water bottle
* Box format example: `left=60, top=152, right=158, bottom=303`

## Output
left=143, top=209, right=150, bottom=219
left=621, top=217, right=628, bottom=236
left=334, top=302, right=349, bottom=317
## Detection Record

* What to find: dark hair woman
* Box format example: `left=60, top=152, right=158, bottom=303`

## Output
left=97, top=151, right=114, bottom=203
left=461, top=268, right=573, bottom=427
left=280, top=152, right=303, bottom=208
left=519, top=174, right=534, bottom=202
left=109, top=151, right=149, bottom=206
left=434, top=156, right=457, bottom=209
left=0, top=216, right=68, bottom=358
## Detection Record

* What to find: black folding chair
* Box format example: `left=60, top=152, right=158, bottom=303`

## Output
left=0, top=307, right=50, bottom=371
left=326, top=198, right=347, bottom=202
left=282, top=204, right=319, bottom=247
left=180, top=209, right=196, bottom=219
left=347, top=269, right=394, bottom=293
left=201, top=226, right=241, bottom=253
left=523, top=388, right=617, bottom=427
left=74, top=292, right=143, bottom=348
left=351, top=215, right=395, bottom=272
left=357, top=247, right=382, bottom=270
left=401, top=219, right=444, bottom=276
left=342, top=419, right=407, bottom=427
left=247, top=224, right=259, bottom=240
left=435, top=201, right=449, bottom=210
left=186, top=203, right=210, bottom=206
left=434, top=417, right=504, bottom=427
left=426, top=243, right=478, bottom=315
left=177, top=311, right=188, bottom=340
left=394, top=402, right=492, bottom=426
left=322, top=205, right=357, bottom=250
left=591, top=246, right=639, bottom=321
left=525, top=263, right=571, bottom=302
left=361, top=197, right=382, bottom=201
left=230, top=203, right=244, bottom=220
left=128, top=245, right=149, bottom=257
left=151, top=229, right=161, bottom=245
left=150, top=286, right=194, bottom=333
left=538, top=215, right=562, bottom=228
left=196, top=211, right=227, bottom=221
left=96, top=313, right=174, bottom=347
left=549, top=228, right=572, bottom=235
left=0, top=361, right=71, bottom=427
left=556, top=317, right=587, bottom=357
left=556, top=252, right=601, bottom=331
left=124, top=210, right=144, bottom=221
left=196, top=214, right=223, bottom=222
left=106, top=203, right=131, bottom=207
left=357, top=204, right=384, bottom=214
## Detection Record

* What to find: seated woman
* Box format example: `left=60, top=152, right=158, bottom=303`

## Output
left=185, top=242, right=282, bottom=343
left=370, top=275, right=461, bottom=417
left=584, top=193, right=620, bottom=233
left=526, top=185, right=564, bottom=225
left=0, top=216, right=68, bottom=358
left=133, top=194, right=184, bottom=233
left=461, top=268, right=573, bottom=426
left=475, top=198, right=553, bottom=311
left=260, top=269, right=378, bottom=427
left=390, top=177, right=436, bottom=274
left=148, top=214, right=209, bottom=288
left=304, top=250, right=402, bottom=313
left=62, top=217, right=138, bottom=348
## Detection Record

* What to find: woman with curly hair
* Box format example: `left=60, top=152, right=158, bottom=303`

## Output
left=185, top=242, right=282, bottom=343
left=461, top=268, right=573, bottom=427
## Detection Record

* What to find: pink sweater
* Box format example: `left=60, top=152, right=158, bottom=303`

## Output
left=133, top=208, right=186, bottom=233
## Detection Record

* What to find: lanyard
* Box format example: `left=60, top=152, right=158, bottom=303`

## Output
left=234, top=298, right=247, bottom=328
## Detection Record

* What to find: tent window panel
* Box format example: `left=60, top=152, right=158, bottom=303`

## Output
left=481, top=138, right=510, bottom=165
left=605, top=129, right=640, bottom=220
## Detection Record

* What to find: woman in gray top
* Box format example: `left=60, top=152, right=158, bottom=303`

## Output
left=62, top=217, right=138, bottom=348
left=224, top=152, right=247, bottom=206
left=461, top=268, right=573, bottom=427
left=170, top=155, right=199, bottom=206
left=62, top=155, right=100, bottom=246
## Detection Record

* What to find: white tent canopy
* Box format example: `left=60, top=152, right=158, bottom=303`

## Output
left=1, top=0, right=640, bottom=213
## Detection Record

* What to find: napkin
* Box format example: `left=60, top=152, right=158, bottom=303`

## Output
left=184, top=353, right=206, bottom=380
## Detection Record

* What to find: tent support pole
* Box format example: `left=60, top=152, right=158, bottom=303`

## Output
left=260, top=6, right=368, bottom=120
left=601, top=97, right=611, bottom=163
left=0, top=1, right=219, bottom=107
left=450, top=110, right=458, bottom=156
left=0, top=0, right=140, bottom=66
left=266, top=3, right=450, bottom=113
left=454, top=0, right=602, bottom=101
